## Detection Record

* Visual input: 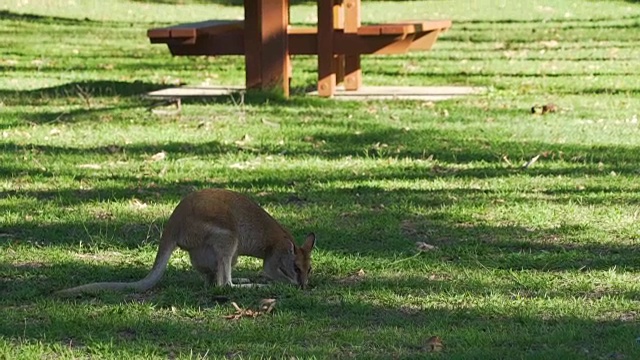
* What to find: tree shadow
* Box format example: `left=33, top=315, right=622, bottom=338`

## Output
left=0, top=10, right=94, bottom=25
left=0, top=270, right=638, bottom=358
left=2, top=122, right=640, bottom=167
left=2, top=180, right=638, bottom=279
left=0, top=80, right=166, bottom=106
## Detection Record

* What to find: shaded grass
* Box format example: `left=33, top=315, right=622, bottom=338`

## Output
left=1, top=0, right=640, bottom=359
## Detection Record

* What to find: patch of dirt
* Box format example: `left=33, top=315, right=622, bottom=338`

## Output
left=61, top=337, right=85, bottom=349
left=117, top=328, right=137, bottom=341
left=12, top=261, right=46, bottom=270
left=73, top=251, right=123, bottom=262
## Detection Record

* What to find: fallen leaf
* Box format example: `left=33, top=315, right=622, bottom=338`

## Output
left=93, top=210, right=113, bottom=220
left=416, top=242, right=438, bottom=252
left=235, top=134, right=252, bottom=146
left=223, top=301, right=275, bottom=320
left=259, top=298, right=277, bottom=313
left=104, top=145, right=121, bottom=154
left=76, top=164, right=102, bottom=169
left=338, top=269, right=366, bottom=284
left=540, top=40, right=559, bottom=48
left=286, top=194, right=306, bottom=206
left=261, top=118, right=280, bottom=128
left=423, top=336, right=444, bottom=352
left=130, top=198, right=148, bottom=210
left=522, top=154, right=541, bottom=169
left=607, top=352, right=625, bottom=359
left=150, top=151, right=167, bottom=161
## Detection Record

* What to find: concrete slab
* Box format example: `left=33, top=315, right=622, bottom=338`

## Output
left=146, top=85, right=484, bottom=101
left=307, top=85, right=484, bottom=101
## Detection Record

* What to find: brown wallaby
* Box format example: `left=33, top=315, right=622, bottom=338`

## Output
left=56, top=189, right=316, bottom=296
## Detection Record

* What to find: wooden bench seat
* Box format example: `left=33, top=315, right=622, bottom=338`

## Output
left=148, top=20, right=243, bottom=45
left=148, top=21, right=451, bottom=56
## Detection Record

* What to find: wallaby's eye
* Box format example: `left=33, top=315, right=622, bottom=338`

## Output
left=294, top=266, right=301, bottom=274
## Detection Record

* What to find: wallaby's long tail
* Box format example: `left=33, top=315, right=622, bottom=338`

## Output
left=55, top=239, right=177, bottom=296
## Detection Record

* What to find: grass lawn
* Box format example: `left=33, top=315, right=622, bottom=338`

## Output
left=1, top=0, right=640, bottom=358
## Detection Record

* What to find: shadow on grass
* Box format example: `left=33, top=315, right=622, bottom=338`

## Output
left=2, top=120, right=639, bottom=171
left=0, top=80, right=167, bottom=106
left=1, top=184, right=638, bottom=286
left=0, top=10, right=94, bottom=25
left=0, top=270, right=638, bottom=358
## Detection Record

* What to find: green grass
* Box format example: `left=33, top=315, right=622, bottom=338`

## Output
left=1, top=0, right=640, bottom=358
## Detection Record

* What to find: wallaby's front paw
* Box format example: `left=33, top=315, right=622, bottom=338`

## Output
left=232, top=283, right=267, bottom=288
left=232, top=278, right=252, bottom=284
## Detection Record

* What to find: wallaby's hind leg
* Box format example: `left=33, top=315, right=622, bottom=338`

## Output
left=229, top=254, right=252, bottom=284
left=215, top=248, right=234, bottom=286
left=188, top=247, right=218, bottom=287
left=200, top=229, right=237, bottom=287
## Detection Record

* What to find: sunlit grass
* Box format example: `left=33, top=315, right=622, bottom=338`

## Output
left=1, top=0, right=640, bottom=358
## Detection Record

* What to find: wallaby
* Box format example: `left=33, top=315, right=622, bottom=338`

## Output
left=56, top=189, right=316, bottom=296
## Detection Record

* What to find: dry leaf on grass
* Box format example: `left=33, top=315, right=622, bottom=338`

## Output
left=130, top=198, right=148, bottom=210
left=338, top=269, right=366, bottom=284
left=416, top=242, right=438, bottom=252
left=76, top=164, right=102, bottom=169
left=223, top=300, right=276, bottom=320
left=540, top=40, right=559, bottom=48
left=150, top=151, right=167, bottom=161
left=235, top=134, right=252, bottom=147
left=259, top=298, right=277, bottom=313
left=261, top=118, right=280, bottom=128
left=522, top=154, right=541, bottom=169
left=423, top=336, right=444, bottom=352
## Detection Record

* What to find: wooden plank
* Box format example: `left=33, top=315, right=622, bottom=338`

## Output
left=147, top=28, right=172, bottom=39
left=381, top=24, right=414, bottom=36
left=334, top=34, right=413, bottom=55
left=147, top=20, right=243, bottom=40
left=171, top=28, right=198, bottom=39
left=357, top=20, right=451, bottom=36
left=408, top=29, right=441, bottom=51
left=343, top=0, right=360, bottom=33
left=317, top=0, right=336, bottom=97
left=166, top=31, right=245, bottom=56
left=162, top=30, right=437, bottom=57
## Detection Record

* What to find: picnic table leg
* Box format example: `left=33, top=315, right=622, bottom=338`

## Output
left=343, top=0, right=361, bottom=90
left=317, top=0, right=336, bottom=97
left=244, top=0, right=290, bottom=97
left=333, top=1, right=345, bottom=86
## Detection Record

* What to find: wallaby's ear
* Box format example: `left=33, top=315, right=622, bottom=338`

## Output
left=302, top=232, right=316, bottom=252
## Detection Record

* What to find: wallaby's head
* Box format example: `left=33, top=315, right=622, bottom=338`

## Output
left=264, top=233, right=316, bottom=289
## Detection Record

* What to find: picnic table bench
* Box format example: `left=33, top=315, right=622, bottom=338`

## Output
left=147, top=0, right=451, bottom=98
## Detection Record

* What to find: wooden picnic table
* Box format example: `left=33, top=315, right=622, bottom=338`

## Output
left=148, top=0, right=451, bottom=98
